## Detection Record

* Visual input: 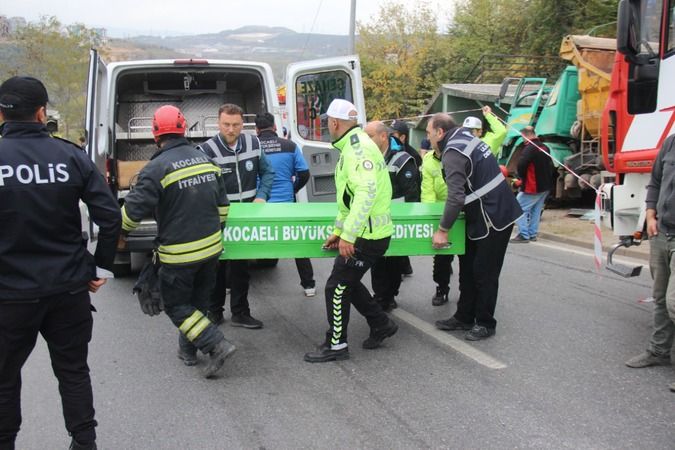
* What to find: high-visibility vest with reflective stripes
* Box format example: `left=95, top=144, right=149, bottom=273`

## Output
left=200, top=133, right=261, bottom=203
left=121, top=138, right=228, bottom=265
left=385, top=147, right=419, bottom=202
left=332, top=127, right=393, bottom=243
left=443, top=127, right=522, bottom=240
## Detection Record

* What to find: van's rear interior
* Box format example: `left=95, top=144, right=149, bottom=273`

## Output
left=113, top=68, right=267, bottom=189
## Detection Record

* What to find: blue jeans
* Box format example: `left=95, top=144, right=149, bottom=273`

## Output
left=515, top=191, right=548, bottom=239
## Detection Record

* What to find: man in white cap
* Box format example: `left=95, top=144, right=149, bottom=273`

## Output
left=304, top=99, right=398, bottom=363
left=462, top=106, right=507, bottom=157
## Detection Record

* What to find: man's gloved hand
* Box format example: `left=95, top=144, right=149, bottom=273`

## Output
left=137, top=286, right=163, bottom=316
left=133, top=260, right=164, bottom=316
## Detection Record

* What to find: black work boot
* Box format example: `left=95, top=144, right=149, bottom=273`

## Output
left=178, top=334, right=198, bottom=366
left=304, top=343, right=349, bottom=363
left=362, top=319, right=399, bottom=349
left=376, top=296, right=398, bottom=312
left=435, top=317, right=473, bottom=331
left=203, top=339, right=237, bottom=379
left=206, top=310, right=225, bottom=325
left=465, top=324, right=496, bottom=341
left=69, top=439, right=97, bottom=450
left=431, top=286, right=449, bottom=306
left=231, top=313, right=263, bottom=329
left=177, top=348, right=198, bottom=366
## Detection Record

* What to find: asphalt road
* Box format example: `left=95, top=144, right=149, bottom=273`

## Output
left=16, top=240, right=675, bottom=449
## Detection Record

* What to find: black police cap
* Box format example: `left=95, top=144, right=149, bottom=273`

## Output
left=254, top=112, right=275, bottom=130
left=0, top=76, right=49, bottom=111
left=389, top=120, right=409, bottom=136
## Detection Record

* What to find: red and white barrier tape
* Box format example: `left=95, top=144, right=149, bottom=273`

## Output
left=378, top=109, right=607, bottom=271
left=490, top=115, right=606, bottom=272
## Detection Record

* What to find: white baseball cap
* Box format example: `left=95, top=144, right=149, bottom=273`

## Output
left=325, top=99, right=358, bottom=121
left=463, top=116, right=483, bottom=129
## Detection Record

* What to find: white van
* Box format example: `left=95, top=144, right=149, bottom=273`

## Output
left=83, top=50, right=366, bottom=274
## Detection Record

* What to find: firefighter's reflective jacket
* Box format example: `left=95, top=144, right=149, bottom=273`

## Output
left=121, top=137, right=229, bottom=265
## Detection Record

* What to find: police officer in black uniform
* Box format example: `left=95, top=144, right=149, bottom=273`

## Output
left=428, top=113, right=522, bottom=341
left=389, top=120, right=421, bottom=277
left=365, top=121, right=420, bottom=311
left=0, top=76, right=122, bottom=450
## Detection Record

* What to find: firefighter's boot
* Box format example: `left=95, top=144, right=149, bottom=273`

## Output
left=203, top=339, right=236, bottom=379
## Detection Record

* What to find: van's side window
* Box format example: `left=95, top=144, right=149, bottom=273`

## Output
left=294, top=70, right=354, bottom=143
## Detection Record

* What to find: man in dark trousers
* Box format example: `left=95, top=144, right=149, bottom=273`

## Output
left=625, top=134, right=675, bottom=393
left=303, top=99, right=398, bottom=363
left=511, top=126, right=553, bottom=243
left=199, top=104, right=275, bottom=329
left=389, top=119, right=421, bottom=278
left=0, top=76, right=121, bottom=449
left=254, top=112, right=316, bottom=296
left=121, top=105, right=236, bottom=379
left=428, top=113, right=522, bottom=341
left=365, top=120, right=420, bottom=311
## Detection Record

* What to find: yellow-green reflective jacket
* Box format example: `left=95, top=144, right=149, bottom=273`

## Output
left=332, top=127, right=393, bottom=243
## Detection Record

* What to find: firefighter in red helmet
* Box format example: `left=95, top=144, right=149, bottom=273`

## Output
left=120, top=105, right=236, bottom=378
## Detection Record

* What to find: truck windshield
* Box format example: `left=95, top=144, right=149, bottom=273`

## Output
left=641, top=0, right=663, bottom=53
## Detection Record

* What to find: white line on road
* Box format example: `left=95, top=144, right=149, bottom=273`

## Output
left=390, top=308, right=507, bottom=370
left=532, top=241, right=646, bottom=267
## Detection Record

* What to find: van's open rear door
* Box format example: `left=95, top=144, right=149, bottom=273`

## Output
left=83, top=48, right=108, bottom=241
left=285, top=55, right=366, bottom=202
left=85, top=48, right=108, bottom=172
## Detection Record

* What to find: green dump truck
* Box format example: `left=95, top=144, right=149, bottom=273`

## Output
left=498, top=35, right=615, bottom=201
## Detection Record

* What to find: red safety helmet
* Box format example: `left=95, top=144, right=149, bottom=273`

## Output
left=152, top=105, right=186, bottom=141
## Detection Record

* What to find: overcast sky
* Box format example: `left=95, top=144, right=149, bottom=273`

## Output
left=2, top=0, right=452, bottom=37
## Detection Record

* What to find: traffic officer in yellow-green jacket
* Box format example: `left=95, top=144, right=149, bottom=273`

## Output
left=462, top=105, right=507, bottom=157
left=304, top=99, right=398, bottom=363
left=119, top=105, right=236, bottom=379
left=421, top=138, right=454, bottom=306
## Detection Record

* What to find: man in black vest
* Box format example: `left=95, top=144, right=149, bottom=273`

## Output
left=365, top=120, right=420, bottom=311
left=0, top=76, right=121, bottom=449
left=199, top=104, right=275, bottom=329
left=428, top=113, right=522, bottom=341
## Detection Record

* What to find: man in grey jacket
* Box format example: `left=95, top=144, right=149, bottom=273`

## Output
left=625, top=134, right=675, bottom=393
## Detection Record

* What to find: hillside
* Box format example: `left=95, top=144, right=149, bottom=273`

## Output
left=1, top=25, right=350, bottom=83
left=126, top=26, right=350, bottom=82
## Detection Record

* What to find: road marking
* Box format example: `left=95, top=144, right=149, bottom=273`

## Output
left=532, top=241, right=646, bottom=267
left=390, top=308, right=507, bottom=370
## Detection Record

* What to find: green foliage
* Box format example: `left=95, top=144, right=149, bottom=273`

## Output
left=356, top=1, right=453, bottom=121
left=0, top=17, right=106, bottom=140
left=358, top=0, right=620, bottom=119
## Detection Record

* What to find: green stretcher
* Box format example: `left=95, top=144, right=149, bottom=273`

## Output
left=220, top=202, right=464, bottom=260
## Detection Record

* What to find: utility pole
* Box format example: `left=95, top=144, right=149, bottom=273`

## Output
left=348, top=0, right=356, bottom=54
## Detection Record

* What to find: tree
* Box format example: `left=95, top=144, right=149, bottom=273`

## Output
left=0, top=17, right=107, bottom=140
left=357, top=1, right=453, bottom=121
